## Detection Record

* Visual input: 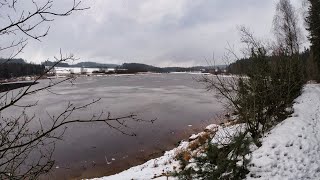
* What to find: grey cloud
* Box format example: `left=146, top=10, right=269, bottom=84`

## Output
left=1, top=0, right=306, bottom=66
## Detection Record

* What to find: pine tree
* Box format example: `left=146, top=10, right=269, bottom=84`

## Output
left=306, top=0, right=320, bottom=81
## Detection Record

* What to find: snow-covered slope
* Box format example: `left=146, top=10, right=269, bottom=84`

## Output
left=247, top=84, right=320, bottom=179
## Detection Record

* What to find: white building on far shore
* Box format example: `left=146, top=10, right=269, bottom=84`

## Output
left=46, top=67, right=100, bottom=75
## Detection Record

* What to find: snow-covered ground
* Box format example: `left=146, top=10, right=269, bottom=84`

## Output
left=91, top=83, right=320, bottom=180
left=247, top=83, right=320, bottom=179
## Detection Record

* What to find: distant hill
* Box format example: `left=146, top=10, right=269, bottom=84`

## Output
left=41, top=60, right=227, bottom=73
left=162, top=65, right=226, bottom=72
left=119, top=63, right=226, bottom=73
left=0, top=58, right=228, bottom=75
left=42, top=61, right=119, bottom=68
left=42, top=60, right=69, bottom=67
left=120, top=63, right=164, bottom=73
left=0, top=58, right=26, bottom=64
left=70, top=62, right=118, bottom=68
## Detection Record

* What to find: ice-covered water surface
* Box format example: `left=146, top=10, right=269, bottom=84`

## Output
left=5, top=73, right=223, bottom=178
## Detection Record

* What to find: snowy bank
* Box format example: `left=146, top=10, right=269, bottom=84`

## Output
left=247, top=84, right=320, bottom=179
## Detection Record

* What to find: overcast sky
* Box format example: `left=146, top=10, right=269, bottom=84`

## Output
left=1, top=0, right=306, bottom=67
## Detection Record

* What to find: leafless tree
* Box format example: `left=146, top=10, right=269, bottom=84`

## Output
left=273, top=0, right=302, bottom=55
left=0, top=0, right=154, bottom=179
left=199, top=0, right=305, bottom=142
left=199, top=27, right=270, bottom=140
left=177, top=1, right=306, bottom=178
left=273, top=0, right=305, bottom=102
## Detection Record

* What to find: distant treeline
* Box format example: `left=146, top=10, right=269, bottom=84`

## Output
left=0, top=58, right=226, bottom=79
left=43, top=61, right=225, bottom=74
left=119, top=63, right=225, bottom=73
left=0, top=58, right=45, bottom=80
left=119, top=63, right=163, bottom=73
left=228, top=49, right=311, bottom=75
left=42, top=61, right=118, bottom=68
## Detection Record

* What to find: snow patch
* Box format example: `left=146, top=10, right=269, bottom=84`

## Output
left=247, top=84, right=320, bottom=179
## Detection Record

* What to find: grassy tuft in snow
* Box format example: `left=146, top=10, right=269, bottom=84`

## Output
left=175, top=130, right=252, bottom=180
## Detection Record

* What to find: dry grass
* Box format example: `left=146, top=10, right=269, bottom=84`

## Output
left=174, top=131, right=214, bottom=163
left=174, top=149, right=192, bottom=162
left=181, top=151, right=192, bottom=162
left=198, top=132, right=211, bottom=144
left=188, top=140, right=201, bottom=151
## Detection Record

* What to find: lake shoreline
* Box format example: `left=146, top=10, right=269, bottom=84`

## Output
left=50, top=118, right=223, bottom=179
left=0, top=81, right=38, bottom=92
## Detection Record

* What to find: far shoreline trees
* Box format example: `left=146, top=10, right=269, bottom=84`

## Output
left=0, top=58, right=44, bottom=80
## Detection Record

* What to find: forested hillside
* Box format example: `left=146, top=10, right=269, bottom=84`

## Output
left=0, top=59, right=44, bottom=80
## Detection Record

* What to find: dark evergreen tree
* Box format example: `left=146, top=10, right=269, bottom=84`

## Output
left=306, top=0, right=320, bottom=81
